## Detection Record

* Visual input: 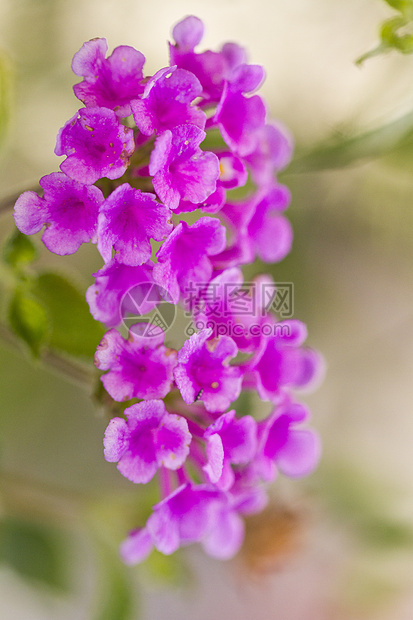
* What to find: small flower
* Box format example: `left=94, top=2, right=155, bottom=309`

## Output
left=255, top=400, right=321, bottom=481
left=146, top=483, right=220, bottom=555
left=244, top=122, right=294, bottom=187
left=120, top=528, right=153, bottom=565
left=246, top=322, right=323, bottom=401
left=216, top=152, right=248, bottom=190
left=95, top=326, right=176, bottom=401
left=218, top=184, right=293, bottom=264
left=203, top=409, right=257, bottom=489
left=131, top=65, right=205, bottom=136
left=104, top=400, right=191, bottom=483
left=193, top=268, right=273, bottom=353
left=97, top=183, right=172, bottom=266
left=55, top=107, right=134, bottom=185
left=153, top=217, right=226, bottom=303
left=169, top=16, right=227, bottom=102
left=214, top=84, right=266, bottom=156
left=174, top=329, right=243, bottom=413
left=169, top=16, right=251, bottom=103
left=72, top=38, right=145, bottom=117
left=149, top=124, right=220, bottom=209
left=86, top=259, right=156, bottom=327
left=13, top=172, right=103, bottom=255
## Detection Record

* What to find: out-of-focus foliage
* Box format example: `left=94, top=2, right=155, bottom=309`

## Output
left=8, top=289, right=49, bottom=357
left=0, top=516, right=68, bottom=591
left=1, top=230, right=104, bottom=359
left=289, top=109, right=413, bottom=172
left=31, top=272, right=104, bottom=359
left=357, top=0, right=413, bottom=64
left=3, top=231, right=38, bottom=269
left=93, top=548, right=136, bottom=620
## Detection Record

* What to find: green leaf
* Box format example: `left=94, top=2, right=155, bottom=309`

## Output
left=3, top=231, right=37, bottom=269
left=360, top=517, right=413, bottom=550
left=0, top=517, right=68, bottom=590
left=92, top=538, right=136, bottom=620
left=95, top=563, right=135, bottom=620
left=202, top=128, right=227, bottom=151
left=355, top=1, right=413, bottom=64
left=288, top=108, right=413, bottom=173
left=8, top=290, right=49, bottom=356
left=383, top=0, right=413, bottom=17
left=32, top=272, right=104, bottom=359
left=380, top=16, right=413, bottom=52
left=144, top=549, right=190, bottom=586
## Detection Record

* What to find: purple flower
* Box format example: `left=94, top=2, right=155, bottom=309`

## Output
left=149, top=124, right=220, bottom=209
left=169, top=16, right=251, bottom=103
left=86, top=259, right=156, bottom=327
left=97, top=183, right=172, bottom=266
left=153, top=217, right=226, bottom=303
left=217, top=184, right=293, bottom=264
left=216, top=152, right=248, bottom=190
left=104, top=400, right=191, bottom=484
left=170, top=15, right=205, bottom=53
left=203, top=409, right=257, bottom=489
left=121, top=483, right=253, bottom=562
left=245, top=321, right=323, bottom=401
left=214, top=84, right=266, bottom=157
left=72, top=38, right=145, bottom=117
left=255, top=401, right=321, bottom=481
left=95, top=326, right=177, bottom=401
left=146, top=483, right=220, bottom=555
left=174, top=185, right=226, bottom=214
left=194, top=268, right=274, bottom=353
left=131, top=66, right=205, bottom=136
left=244, top=122, right=294, bottom=187
left=13, top=172, right=103, bottom=255
left=227, top=63, right=265, bottom=94
left=174, top=329, right=243, bottom=413
left=55, top=107, right=134, bottom=185
left=201, top=492, right=246, bottom=560
left=169, top=16, right=227, bottom=102
left=120, top=528, right=153, bottom=565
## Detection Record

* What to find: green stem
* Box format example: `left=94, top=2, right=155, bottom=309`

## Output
left=0, top=322, right=95, bottom=388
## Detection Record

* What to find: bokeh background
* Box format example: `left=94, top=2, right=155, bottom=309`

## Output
left=1, top=0, right=413, bottom=618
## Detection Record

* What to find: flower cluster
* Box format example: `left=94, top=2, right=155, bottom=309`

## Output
left=13, top=16, right=323, bottom=563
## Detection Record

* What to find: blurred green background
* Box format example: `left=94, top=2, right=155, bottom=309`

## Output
left=2, top=0, right=413, bottom=618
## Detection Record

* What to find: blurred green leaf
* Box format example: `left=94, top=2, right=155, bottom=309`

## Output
left=384, top=0, right=413, bottom=18
left=144, top=549, right=190, bottom=586
left=313, top=463, right=413, bottom=554
left=380, top=16, right=413, bottom=52
left=32, top=272, right=104, bottom=359
left=0, top=517, right=68, bottom=590
left=92, top=535, right=136, bottom=620
left=356, top=0, right=413, bottom=64
left=202, top=128, right=227, bottom=151
left=3, top=231, right=38, bottom=269
left=360, top=517, right=413, bottom=550
left=288, top=109, right=413, bottom=172
left=8, top=289, right=49, bottom=356
left=343, top=566, right=401, bottom=614
left=95, top=562, right=135, bottom=620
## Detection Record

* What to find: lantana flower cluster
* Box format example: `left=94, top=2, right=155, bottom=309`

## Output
left=13, top=16, right=322, bottom=563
